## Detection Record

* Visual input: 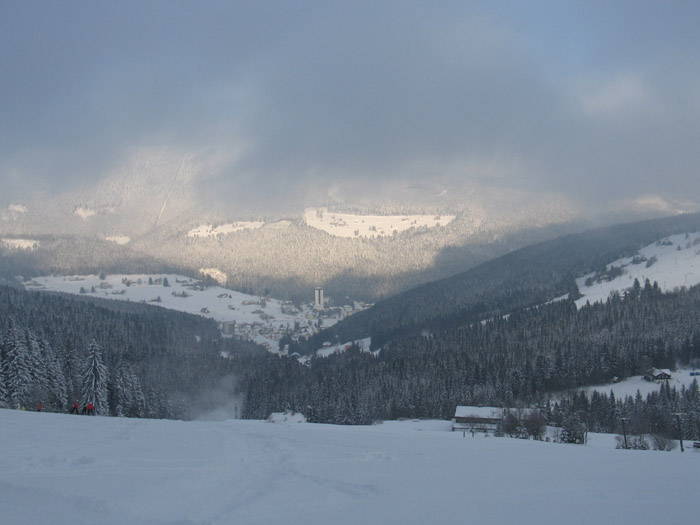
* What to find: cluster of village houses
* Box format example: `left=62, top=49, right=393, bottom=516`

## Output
left=220, top=300, right=366, bottom=352
left=24, top=275, right=371, bottom=355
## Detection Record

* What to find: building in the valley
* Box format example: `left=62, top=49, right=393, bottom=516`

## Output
left=221, top=321, right=236, bottom=335
left=643, top=368, right=673, bottom=382
left=314, top=287, right=324, bottom=310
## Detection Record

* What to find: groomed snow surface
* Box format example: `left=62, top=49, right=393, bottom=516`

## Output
left=1, top=409, right=697, bottom=524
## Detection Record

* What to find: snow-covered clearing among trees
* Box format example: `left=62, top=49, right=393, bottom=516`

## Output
left=7, top=203, right=27, bottom=213
left=304, top=207, right=455, bottom=238
left=73, top=207, right=96, bottom=220
left=22, top=274, right=354, bottom=354
left=0, top=409, right=697, bottom=524
left=104, top=235, right=131, bottom=245
left=187, top=221, right=265, bottom=238
left=578, top=369, right=700, bottom=399
left=576, top=232, right=700, bottom=307
left=0, top=238, right=40, bottom=250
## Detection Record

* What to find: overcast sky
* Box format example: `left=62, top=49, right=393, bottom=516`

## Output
left=1, top=1, right=699, bottom=209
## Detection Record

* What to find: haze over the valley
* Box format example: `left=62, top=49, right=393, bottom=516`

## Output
left=2, top=1, right=700, bottom=302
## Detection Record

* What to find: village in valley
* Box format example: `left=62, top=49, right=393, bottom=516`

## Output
left=22, top=274, right=372, bottom=356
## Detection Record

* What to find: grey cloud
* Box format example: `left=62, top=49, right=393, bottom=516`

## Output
left=1, top=1, right=699, bottom=209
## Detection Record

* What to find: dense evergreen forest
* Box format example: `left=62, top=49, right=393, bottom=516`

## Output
left=303, top=212, right=700, bottom=352
left=240, top=280, right=700, bottom=441
left=0, top=284, right=262, bottom=419
left=2, top=278, right=699, bottom=442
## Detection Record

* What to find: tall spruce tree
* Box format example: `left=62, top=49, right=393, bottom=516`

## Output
left=59, top=340, right=83, bottom=404
left=0, top=361, right=7, bottom=408
left=24, top=328, right=48, bottom=406
left=112, top=364, right=145, bottom=418
left=38, top=338, right=67, bottom=410
left=2, top=322, right=32, bottom=409
left=81, top=341, right=109, bottom=415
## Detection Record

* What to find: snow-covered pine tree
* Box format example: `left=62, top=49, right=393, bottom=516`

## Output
left=23, top=328, right=49, bottom=406
left=38, top=338, right=67, bottom=410
left=112, top=364, right=145, bottom=418
left=0, top=360, right=7, bottom=408
left=81, top=341, right=109, bottom=415
left=560, top=412, right=587, bottom=444
left=1, top=321, right=32, bottom=409
left=58, top=340, right=83, bottom=404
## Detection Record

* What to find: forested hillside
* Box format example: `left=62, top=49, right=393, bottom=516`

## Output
left=0, top=216, right=580, bottom=304
left=244, top=281, right=700, bottom=430
left=0, top=285, right=262, bottom=419
left=305, top=211, right=700, bottom=351
left=0, top=235, right=190, bottom=280
left=1, top=163, right=589, bottom=304
left=2, top=280, right=700, bottom=441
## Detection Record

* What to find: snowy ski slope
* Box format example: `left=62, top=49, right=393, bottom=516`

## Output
left=0, top=409, right=697, bottom=524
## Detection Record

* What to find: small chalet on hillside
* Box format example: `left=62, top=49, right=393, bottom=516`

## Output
left=643, top=368, right=673, bottom=382
left=452, top=406, right=504, bottom=434
left=452, top=406, right=543, bottom=435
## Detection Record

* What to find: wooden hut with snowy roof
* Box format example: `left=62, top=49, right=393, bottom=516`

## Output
left=643, top=368, right=673, bottom=382
left=452, top=406, right=505, bottom=434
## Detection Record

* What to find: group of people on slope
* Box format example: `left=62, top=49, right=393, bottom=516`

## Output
left=69, top=401, right=95, bottom=415
left=34, top=401, right=95, bottom=414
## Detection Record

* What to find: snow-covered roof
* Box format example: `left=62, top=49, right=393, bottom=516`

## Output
left=454, top=406, right=504, bottom=418
left=505, top=407, right=540, bottom=417
left=267, top=410, right=307, bottom=424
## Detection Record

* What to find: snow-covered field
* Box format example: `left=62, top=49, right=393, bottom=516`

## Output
left=187, top=221, right=265, bottom=238
left=0, top=238, right=40, bottom=250
left=315, top=337, right=373, bottom=358
left=22, top=274, right=371, bottom=357
left=74, top=207, right=96, bottom=220
left=576, top=232, right=700, bottom=307
left=105, top=235, right=131, bottom=245
left=0, top=409, right=697, bottom=525
left=8, top=203, right=28, bottom=213
left=580, top=369, right=700, bottom=399
left=304, top=207, right=455, bottom=238
left=22, top=274, right=343, bottom=352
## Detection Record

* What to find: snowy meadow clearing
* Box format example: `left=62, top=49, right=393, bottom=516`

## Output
left=1, top=409, right=698, bottom=524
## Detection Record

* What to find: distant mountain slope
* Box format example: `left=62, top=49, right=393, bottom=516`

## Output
left=0, top=151, right=630, bottom=302
left=306, top=212, right=700, bottom=351
left=2, top=147, right=695, bottom=302
left=574, top=231, right=700, bottom=306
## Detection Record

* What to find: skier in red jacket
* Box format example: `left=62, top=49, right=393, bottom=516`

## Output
left=70, top=401, right=80, bottom=414
left=87, top=402, right=95, bottom=416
